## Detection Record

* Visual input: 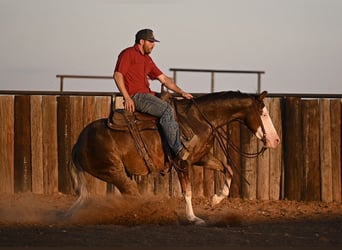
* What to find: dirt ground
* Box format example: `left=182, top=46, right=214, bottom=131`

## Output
left=0, top=192, right=341, bottom=248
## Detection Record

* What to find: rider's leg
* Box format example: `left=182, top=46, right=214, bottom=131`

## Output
left=132, top=93, right=183, bottom=155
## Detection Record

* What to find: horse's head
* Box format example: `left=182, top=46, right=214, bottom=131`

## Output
left=182, top=90, right=280, bottom=149
left=244, top=91, right=280, bottom=149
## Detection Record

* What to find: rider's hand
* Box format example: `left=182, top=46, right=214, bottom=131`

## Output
left=124, top=96, right=135, bottom=112
left=181, top=91, right=194, bottom=100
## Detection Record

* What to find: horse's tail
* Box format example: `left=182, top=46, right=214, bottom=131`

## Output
left=63, top=143, right=89, bottom=217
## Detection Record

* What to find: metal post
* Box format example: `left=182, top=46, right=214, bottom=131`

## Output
left=173, top=70, right=177, bottom=83
left=211, top=72, right=215, bottom=93
left=257, top=73, right=261, bottom=93
left=60, top=76, right=64, bottom=92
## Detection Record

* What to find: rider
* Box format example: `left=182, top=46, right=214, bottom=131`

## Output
left=113, top=28, right=198, bottom=161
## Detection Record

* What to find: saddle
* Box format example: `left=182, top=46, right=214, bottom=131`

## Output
left=107, top=109, right=158, bottom=132
left=106, top=108, right=160, bottom=173
left=105, top=91, right=194, bottom=173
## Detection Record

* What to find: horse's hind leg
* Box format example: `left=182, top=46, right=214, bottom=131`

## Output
left=176, top=161, right=205, bottom=225
left=101, top=160, right=140, bottom=196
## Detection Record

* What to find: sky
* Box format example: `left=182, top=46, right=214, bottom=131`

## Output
left=0, top=0, right=341, bottom=94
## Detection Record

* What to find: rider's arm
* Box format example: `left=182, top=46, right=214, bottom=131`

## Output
left=157, top=74, right=193, bottom=99
left=113, top=71, right=135, bottom=112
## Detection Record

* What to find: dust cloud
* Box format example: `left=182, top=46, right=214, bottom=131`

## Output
left=0, top=192, right=243, bottom=227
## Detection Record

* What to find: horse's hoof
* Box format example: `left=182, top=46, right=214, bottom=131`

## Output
left=190, top=216, right=206, bottom=226
left=56, top=210, right=72, bottom=220
left=195, top=219, right=206, bottom=226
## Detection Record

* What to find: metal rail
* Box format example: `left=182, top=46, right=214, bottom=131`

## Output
left=0, top=90, right=341, bottom=98
left=56, top=69, right=266, bottom=93
left=169, top=68, right=265, bottom=93
left=56, top=74, right=114, bottom=92
left=2, top=72, right=340, bottom=98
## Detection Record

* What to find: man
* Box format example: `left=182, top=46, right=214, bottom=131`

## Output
left=113, top=28, right=197, bottom=161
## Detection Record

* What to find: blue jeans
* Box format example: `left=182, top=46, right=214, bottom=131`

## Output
left=132, top=93, right=182, bottom=155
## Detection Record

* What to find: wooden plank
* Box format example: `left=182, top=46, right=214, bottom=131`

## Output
left=170, top=168, right=182, bottom=197
left=203, top=168, right=214, bottom=198
left=0, top=96, right=14, bottom=193
left=70, top=96, right=84, bottom=144
left=257, top=98, right=270, bottom=200
left=57, top=96, right=73, bottom=193
left=203, top=131, right=216, bottom=198
left=83, top=96, right=96, bottom=127
left=42, top=96, right=58, bottom=194
left=320, top=100, right=333, bottom=201
left=95, top=96, right=110, bottom=119
left=30, top=95, right=44, bottom=194
left=283, top=97, right=303, bottom=200
left=214, top=169, right=224, bottom=197
left=257, top=149, right=270, bottom=200
left=82, top=96, right=97, bottom=194
left=135, top=175, right=154, bottom=195
left=69, top=96, right=85, bottom=195
left=212, top=125, right=227, bottom=197
left=320, top=99, right=333, bottom=202
left=14, top=95, right=32, bottom=192
left=330, top=99, right=341, bottom=202
left=106, top=95, right=120, bottom=193
left=69, top=96, right=84, bottom=191
left=229, top=122, right=241, bottom=198
left=269, top=98, right=283, bottom=200
left=191, top=165, right=204, bottom=197
left=213, top=131, right=224, bottom=197
left=241, top=126, right=257, bottom=200
left=115, top=96, right=124, bottom=109
left=94, top=96, right=111, bottom=195
left=155, top=171, right=170, bottom=196
left=301, top=99, right=321, bottom=201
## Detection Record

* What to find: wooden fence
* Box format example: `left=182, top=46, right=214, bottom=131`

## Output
left=0, top=94, right=340, bottom=202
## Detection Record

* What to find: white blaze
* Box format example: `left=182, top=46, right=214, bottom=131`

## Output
left=256, top=106, right=280, bottom=148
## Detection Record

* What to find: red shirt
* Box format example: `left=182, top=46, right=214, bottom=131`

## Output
left=114, top=44, right=163, bottom=96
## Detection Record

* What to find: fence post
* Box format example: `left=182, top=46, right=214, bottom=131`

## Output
left=211, top=72, right=215, bottom=93
left=257, top=73, right=261, bottom=93
left=59, top=76, right=64, bottom=92
left=0, top=96, right=14, bottom=193
left=283, top=97, right=303, bottom=200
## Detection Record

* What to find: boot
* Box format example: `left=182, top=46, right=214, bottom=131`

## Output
left=177, top=134, right=199, bottom=161
left=177, top=147, right=190, bottom=161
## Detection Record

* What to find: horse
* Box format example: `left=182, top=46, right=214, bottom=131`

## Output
left=65, top=90, right=280, bottom=225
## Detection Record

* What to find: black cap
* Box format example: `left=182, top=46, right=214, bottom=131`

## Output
left=135, top=29, right=160, bottom=43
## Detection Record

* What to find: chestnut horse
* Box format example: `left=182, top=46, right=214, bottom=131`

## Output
left=65, top=91, right=280, bottom=225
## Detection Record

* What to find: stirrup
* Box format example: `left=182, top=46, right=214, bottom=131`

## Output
left=182, top=134, right=199, bottom=152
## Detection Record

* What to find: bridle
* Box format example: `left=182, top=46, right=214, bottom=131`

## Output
left=191, top=97, right=267, bottom=185
left=191, top=97, right=267, bottom=158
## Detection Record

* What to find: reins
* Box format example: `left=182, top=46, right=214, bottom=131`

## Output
left=191, top=98, right=267, bottom=158
left=190, top=98, right=267, bottom=185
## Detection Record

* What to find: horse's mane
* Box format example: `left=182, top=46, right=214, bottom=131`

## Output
left=173, top=91, right=255, bottom=113
left=194, top=90, right=252, bottom=104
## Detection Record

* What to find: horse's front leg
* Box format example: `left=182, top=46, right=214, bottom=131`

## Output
left=176, top=161, right=205, bottom=225
left=211, top=168, right=233, bottom=207
left=201, top=154, right=233, bottom=207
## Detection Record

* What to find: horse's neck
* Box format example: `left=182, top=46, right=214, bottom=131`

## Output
left=174, top=99, right=237, bottom=131
left=191, top=96, right=252, bottom=127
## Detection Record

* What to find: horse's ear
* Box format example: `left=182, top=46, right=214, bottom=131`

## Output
left=258, top=91, right=268, bottom=101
